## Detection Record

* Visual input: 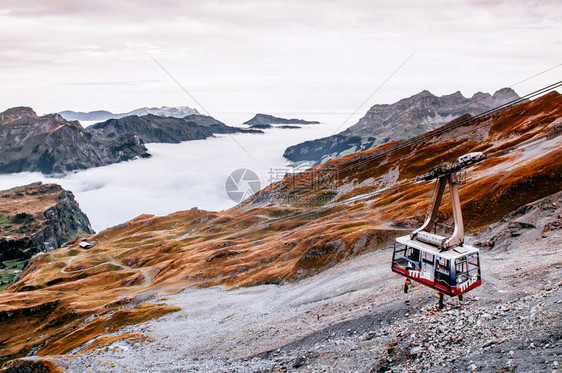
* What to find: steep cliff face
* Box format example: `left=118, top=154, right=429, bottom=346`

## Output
left=34, top=188, right=94, bottom=250
left=284, top=88, right=520, bottom=164
left=0, top=107, right=150, bottom=174
left=87, top=114, right=261, bottom=143
left=0, top=182, right=94, bottom=262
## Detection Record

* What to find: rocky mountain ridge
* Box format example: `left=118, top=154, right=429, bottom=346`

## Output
left=87, top=114, right=261, bottom=144
left=58, top=105, right=199, bottom=122
left=284, top=88, right=520, bottom=165
left=0, top=107, right=150, bottom=174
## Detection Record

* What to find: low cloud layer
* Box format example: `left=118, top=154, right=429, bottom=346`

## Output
left=0, top=113, right=356, bottom=231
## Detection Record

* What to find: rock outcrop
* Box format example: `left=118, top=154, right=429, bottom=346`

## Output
left=87, top=114, right=262, bottom=144
left=58, top=105, right=200, bottom=122
left=284, top=88, right=520, bottom=165
left=0, top=107, right=150, bottom=174
left=244, top=114, right=319, bottom=126
left=0, top=182, right=94, bottom=262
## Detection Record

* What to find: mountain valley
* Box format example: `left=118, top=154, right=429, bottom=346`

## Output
left=0, top=91, right=560, bottom=371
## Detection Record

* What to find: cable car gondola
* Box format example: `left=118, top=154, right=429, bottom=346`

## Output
left=391, top=153, right=485, bottom=308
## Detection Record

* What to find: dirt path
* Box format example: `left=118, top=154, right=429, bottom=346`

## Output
left=61, top=256, right=153, bottom=296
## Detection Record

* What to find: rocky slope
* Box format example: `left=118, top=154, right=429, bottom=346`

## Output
left=0, top=91, right=559, bottom=370
left=3, top=191, right=560, bottom=372
left=87, top=114, right=261, bottom=144
left=58, top=105, right=199, bottom=122
left=0, top=107, right=150, bottom=174
left=0, top=182, right=94, bottom=263
left=62, top=191, right=562, bottom=372
left=284, top=88, right=519, bottom=165
left=244, top=113, right=320, bottom=126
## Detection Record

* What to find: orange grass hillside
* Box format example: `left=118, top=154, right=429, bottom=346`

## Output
left=0, top=92, right=561, bottom=366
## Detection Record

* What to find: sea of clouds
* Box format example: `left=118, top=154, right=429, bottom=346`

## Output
left=0, top=113, right=360, bottom=232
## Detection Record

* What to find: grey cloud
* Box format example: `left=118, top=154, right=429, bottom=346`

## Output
left=63, top=80, right=163, bottom=87
left=0, top=0, right=560, bottom=115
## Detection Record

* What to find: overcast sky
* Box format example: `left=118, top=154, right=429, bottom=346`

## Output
left=1, top=0, right=560, bottom=119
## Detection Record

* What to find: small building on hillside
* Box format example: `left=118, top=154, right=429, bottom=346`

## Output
left=79, top=238, right=93, bottom=249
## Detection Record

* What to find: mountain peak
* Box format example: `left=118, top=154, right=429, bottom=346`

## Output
left=0, top=106, right=37, bottom=125
left=412, top=90, right=435, bottom=99
left=442, top=90, right=465, bottom=99
left=492, top=87, right=519, bottom=101
left=471, top=91, right=492, bottom=100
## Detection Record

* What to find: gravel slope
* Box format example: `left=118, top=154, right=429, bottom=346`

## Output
left=68, top=192, right=562, bottom=372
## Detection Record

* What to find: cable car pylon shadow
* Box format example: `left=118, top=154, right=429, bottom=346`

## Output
left=391, top=152, right=486, bottom=309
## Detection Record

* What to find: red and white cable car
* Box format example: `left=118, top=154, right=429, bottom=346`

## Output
left=391, top=153, right=485, bottom=307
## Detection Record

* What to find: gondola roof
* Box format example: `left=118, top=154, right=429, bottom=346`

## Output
left=395, top=235, right=479, bottom=260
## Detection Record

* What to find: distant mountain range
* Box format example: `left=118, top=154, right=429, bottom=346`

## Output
left=58, top=106, right=200, bottom=122
left=0, top=106, right=266, bottom=174
left=0, top=107, right=150, bottom=174
left=283, top=88, right=520, bottom=165
left=87, top=114, right=262, bottom=144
